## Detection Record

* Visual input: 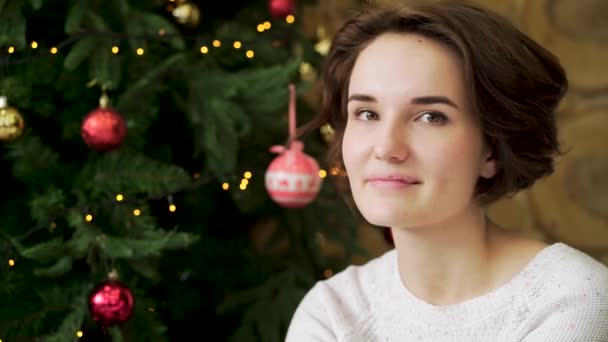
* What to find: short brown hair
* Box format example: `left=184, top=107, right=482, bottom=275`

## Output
left=299, top=1, right=568, bottom=205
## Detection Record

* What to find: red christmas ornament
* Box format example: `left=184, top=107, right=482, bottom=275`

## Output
left=265, top=84, right=322, bottom=208
left=81, top=94, right=127, bottom=152
left=269, top=0, right=295, bottom=19
left=88, top=280, right=134, bottom=327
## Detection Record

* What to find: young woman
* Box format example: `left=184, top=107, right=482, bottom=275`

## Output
left=286, top=2, right=608, bottom=341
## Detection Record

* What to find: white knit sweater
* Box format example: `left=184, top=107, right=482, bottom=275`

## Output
left=285, top=243, right=608, bottom=341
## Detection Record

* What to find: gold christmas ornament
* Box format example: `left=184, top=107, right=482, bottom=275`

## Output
left=320, top=123, right=335, bottom=144
left=299, top=62, right=317, bottom=82
left=314, top=26, right=331, bottom=56
left=0, top=96, right=25, bottom=141
left=172, top=1, right=201, bottom=28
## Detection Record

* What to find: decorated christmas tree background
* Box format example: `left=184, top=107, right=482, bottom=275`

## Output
left=0, top=0, right=370, bottom=341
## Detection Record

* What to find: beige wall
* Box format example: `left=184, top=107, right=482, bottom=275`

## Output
left=301, top=0, right=608, bottom=265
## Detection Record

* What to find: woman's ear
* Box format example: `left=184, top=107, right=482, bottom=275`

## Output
left=480, top=157, right=497, bottom=179
left=480, top=144, right=497, bottom=179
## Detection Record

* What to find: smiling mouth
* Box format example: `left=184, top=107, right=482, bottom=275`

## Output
left=366, top=179, right=421, bottom=189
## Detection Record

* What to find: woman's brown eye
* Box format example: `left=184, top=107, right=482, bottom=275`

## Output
left=420, top=111, right=448, bottom=124
left=357, top=110, right=379, bottom=121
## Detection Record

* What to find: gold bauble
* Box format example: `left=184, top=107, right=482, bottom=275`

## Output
left=314, top=26, right=331, bottom=56
left=320, top=123, right=335, bottom=144
left=172, top=1, right=201, bottom=28
left=299, top=62, right=317, bottom=82
left=0, top=96, right=25, bottom=141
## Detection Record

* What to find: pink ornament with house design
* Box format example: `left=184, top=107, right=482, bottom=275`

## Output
left=265, top=141, right=322, bottom=207
left=265, top=84, right=323, bottom=208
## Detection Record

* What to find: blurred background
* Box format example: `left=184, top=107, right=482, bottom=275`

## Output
left=0, top=0, right=606, bottom=341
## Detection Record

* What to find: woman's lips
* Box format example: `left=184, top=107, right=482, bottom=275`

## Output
left=365, top=176, right=421, bottom=189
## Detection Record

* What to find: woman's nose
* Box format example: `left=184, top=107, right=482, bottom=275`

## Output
left=373, top=124, right=409, bottom=162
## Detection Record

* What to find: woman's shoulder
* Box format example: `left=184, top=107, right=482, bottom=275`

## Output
left=518, top=243, right=608, bottom=338
left=307, top=248, right=397, bottom=308
left=287, top=249, right=397, bottom=340
left=543, top=243, right=608, bottom=285
left=526, top=242, right=608, bottom=300
left=324, top=248, right=397, bottom=289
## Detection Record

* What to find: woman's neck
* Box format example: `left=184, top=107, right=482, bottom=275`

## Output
left=391, top=208, right=505, bottom=306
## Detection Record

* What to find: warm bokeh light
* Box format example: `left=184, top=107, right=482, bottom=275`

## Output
left=112, top=46, right=119, bottom=54
left=136, top=48, right=144, bottom=55
left=133, top=209, right=141, bottom=216
left=263, top=21, right=271, bottom=30
left=318, top=169, right=327, bottom=178
left=8, top=46, right=14, bottom=53
left=246, top=50, right=254, bottom=58
left=76, top=331, right=83, bottom=338
left=200, top=46, right=209, bottom=54
left=257, top=24, right=265, bottom=32
left=31, top=41, right=38, bottom=49
left=286, top=15, right=295, bottom=24
left=8, top=259, right=15, bottom=267
left=212, top=40, right=221, bottom=47
left=244, top=171, right=252, bottom=179
left=222, top=182, right=229, bottom=190
left=116, top=194, right=124, bottom=201
left=169, top=204, right=176, bottom=212
left=85, top=214, right=93, bottom=222
left=50, top=47, right=58, bottom=54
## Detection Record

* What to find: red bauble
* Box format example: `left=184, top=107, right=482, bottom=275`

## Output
left=88, top=281, right=134, bottom=327
left=265, top=140, right=322, bottom=208
left=269, top=0, right=295, bottom=19
left=81, top=107, right=127, bottom=152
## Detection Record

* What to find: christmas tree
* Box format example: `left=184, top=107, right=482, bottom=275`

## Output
left=0, top=0, right=366, bottom=341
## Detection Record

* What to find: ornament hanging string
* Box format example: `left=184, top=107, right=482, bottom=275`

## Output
left=270, top=83, right=300, bottom=154
left=289, top=83, right=296, bottom=142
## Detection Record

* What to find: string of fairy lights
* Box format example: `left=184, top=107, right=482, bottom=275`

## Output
left=0, top=13, right=297, bottom=66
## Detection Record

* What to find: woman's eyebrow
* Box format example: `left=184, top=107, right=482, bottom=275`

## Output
left=348, top=94, right=459, bottom=109
left=411, top=96, right=459, bottom=109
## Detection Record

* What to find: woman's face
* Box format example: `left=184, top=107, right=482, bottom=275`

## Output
left=342, top=33, right=496, bottom=229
